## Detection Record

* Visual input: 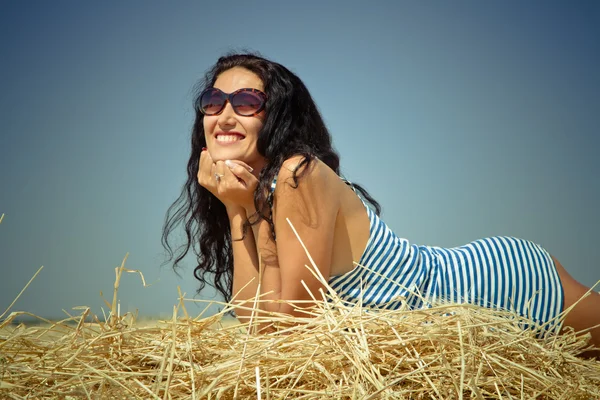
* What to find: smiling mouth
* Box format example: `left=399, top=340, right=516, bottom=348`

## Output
left=216, top=133, right=244, bottom=143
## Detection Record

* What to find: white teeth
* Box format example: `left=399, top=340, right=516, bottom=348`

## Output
left=216, top=135, right=243, bottom=142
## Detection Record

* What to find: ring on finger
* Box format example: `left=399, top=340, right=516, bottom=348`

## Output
left=214, top=173, right=224, bottom=183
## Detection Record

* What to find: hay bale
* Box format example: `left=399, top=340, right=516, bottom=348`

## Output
left=1, top=270, right=599, bottom=399
left=0, top=220, right=598, bottom=399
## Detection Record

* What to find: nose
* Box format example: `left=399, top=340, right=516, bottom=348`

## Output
left=217, top=101, right=237, bottom=128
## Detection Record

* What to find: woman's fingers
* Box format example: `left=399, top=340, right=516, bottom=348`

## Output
left=200, top=148, right=213, bottom=167
left=225, top=159, right=253, bottom=173
left=224, top=160, right=255, bottom=184
left=198, top=149, right=218, bottom=191
left=199, top=152, right=257, bottom=208
left=214, top=161, right=228, bottom=186
left=214, top=161, right=244, bottom=188
left=214, top=160, right=256, bottom=210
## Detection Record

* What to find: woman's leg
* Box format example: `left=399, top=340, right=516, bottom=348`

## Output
left=553, top=256, right=600, bottom=357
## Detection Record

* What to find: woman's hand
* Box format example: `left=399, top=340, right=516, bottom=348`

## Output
left=197, top=149, right=258, bottom=212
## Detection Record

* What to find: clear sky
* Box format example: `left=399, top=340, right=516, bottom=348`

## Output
left=1, top=1, right=599, bottom=320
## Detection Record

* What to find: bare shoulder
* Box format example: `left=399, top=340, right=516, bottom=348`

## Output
left=273, top=155, right=343, bottom=233
left=276, top=156, right=342, bottom=195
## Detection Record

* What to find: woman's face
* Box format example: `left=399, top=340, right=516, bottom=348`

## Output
left=203, top=67, right=267, bottom=172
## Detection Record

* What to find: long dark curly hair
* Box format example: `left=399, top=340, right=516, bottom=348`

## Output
left=161, top=53, right=381, bottom=302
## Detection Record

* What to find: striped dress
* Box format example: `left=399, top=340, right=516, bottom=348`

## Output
left=328, top=200, right=564, bottom=336
left=269, top=176, right=564, bottom=335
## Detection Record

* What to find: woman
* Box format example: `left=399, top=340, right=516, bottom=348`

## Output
left=162, top=53, right=600, bottom=351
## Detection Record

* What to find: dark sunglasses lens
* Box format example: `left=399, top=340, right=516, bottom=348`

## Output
left=231, top=91, right=264, bottom=116
left=200, top=89, right=225, bottom=115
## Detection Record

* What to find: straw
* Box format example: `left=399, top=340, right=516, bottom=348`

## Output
left=1, top=217, right=599, bottom=398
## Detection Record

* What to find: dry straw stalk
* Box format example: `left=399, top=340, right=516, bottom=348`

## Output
left=1, top=216, right=599, bottom=399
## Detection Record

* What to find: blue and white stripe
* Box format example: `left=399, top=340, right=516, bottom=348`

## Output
left=328, top=205, right=564, bottom=335
left=268, top=175, right=564, bottom=336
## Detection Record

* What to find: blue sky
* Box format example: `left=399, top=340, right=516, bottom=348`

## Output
left=1, top=1, right=598, bottom=319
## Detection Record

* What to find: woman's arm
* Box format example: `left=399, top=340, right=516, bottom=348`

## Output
left=220, top=155, right=340, bottom=322
left=228, top=206, right=261, bottom=322
left=197, top=152, right=264, bottom=323
left=253, top=157, right=341, bottom=317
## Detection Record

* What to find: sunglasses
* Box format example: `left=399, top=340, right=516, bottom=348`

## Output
left=197, top=87, right=267, bottom=116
